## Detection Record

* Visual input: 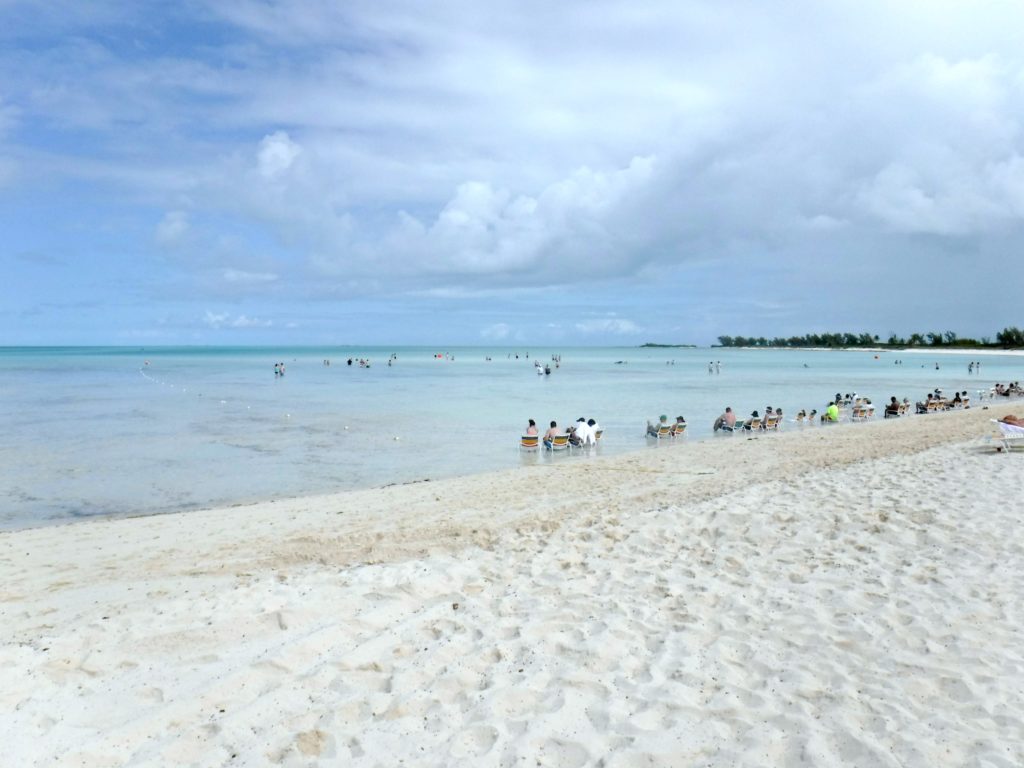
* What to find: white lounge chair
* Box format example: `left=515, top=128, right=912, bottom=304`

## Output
left=992, top=420, right=1024, bottom=452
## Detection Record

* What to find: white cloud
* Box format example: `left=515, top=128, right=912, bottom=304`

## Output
left=304, top=155, right=657, bottom=287
left=203, top=310, right=230, bottom=328
left=575, top=318, right=642, bottom=335
left=203, top=310, right=273, bottom=329
left=156, top=210, right=189, bottom=245
left=223, top=269, right=278, bottom=283
left=257, top=131, right=301, bottom=178
left=480, top=322, right=511, bottom=340
left=231, top=314, right=274, bottom=328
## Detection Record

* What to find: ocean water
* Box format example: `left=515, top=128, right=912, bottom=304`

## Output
left=1, top=345, right=1019, bottom=530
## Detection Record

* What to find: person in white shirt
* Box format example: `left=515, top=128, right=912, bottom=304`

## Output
left=571, top=417, right=595, bottom=445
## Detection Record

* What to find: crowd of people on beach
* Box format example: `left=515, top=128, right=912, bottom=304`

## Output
left=713, top=405, right=786, bottom=431
left=524, top=379, right=1022, bottom=452
left=646, top=415, right=687, bottom=436
left=707, top=382, right=1011, bottom=434
left=526, top=417, right=602, bottom=448
left=914, top=389, right=970, bottom=413
left=992, top=382, right=1023, bottom=397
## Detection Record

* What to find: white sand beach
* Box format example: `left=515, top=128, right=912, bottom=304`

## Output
left=2, top=406, right=1023, bottom=767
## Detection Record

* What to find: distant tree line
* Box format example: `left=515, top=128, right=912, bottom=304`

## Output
left=716, top=327, right=1024, bottom=349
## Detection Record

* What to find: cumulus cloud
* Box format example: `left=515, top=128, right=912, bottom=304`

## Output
left=257, top=131, right=301, bottom=178
left=358, top=156, right=656, bottom=283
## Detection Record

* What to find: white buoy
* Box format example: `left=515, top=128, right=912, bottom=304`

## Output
left=344, top=426, right=349, bottom=430
left=394, top=436, right=400, bottom=441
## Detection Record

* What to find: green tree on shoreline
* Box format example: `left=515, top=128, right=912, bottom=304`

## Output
left=714, top=327, right=1023, bottom=349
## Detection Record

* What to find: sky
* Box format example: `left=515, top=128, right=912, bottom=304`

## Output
left=2, top=0, right=1024, bottom=346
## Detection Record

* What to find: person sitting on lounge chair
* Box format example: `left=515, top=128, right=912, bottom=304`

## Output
left=526, top=419, right=538, bottom=436
left=571, top=417, right=596, bottom=446
left=543, top=421, right=560, bottom=447
left=743, top=410, right=760, bottom=430
left=672, top=415, right=687, bottom=435
left=885, top=397, right=900, bottom=418
left=713, top=407, right=737, bottom=432
left=821, top=402, right=839, bottom=423
left=647, top=415, right=669, bottom=436
left=1000, top=415, right=1024, bottom=426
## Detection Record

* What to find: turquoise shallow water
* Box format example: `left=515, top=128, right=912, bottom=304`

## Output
left=1, top=345, right=1019, bottom=529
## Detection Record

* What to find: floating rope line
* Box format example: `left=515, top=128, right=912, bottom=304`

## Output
left=138, top=364, right=311, bottom=428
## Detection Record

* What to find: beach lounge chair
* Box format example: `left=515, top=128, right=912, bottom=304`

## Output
left=672, top=423, right=687, bottom=437
left=653, top=424, right=672, bottom=439
left=744, top=418, right=761, bottom=431
left=992, top=420, right=1024, bottom=452
left=520, top=435, right=539, bottom=450
left=594, top=429, right=604, bottom=442
left=545, top=434, right=570, bottom=451
left=851, top=405, right=867, bottom=421
left=763, top=415, right=779, bottom=430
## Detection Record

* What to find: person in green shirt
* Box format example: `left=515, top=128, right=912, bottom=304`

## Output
left=821, top=401, right=840, bottom=423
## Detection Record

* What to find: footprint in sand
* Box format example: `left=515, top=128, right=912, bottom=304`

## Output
left=537, top=738, right=590, bottom=767
left=449, top=725, right=499, bottom=758
left=492, top=688, right=541, bottom=718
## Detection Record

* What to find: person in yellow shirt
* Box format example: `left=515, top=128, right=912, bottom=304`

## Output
left=821, top=401, right=840, bottom=423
